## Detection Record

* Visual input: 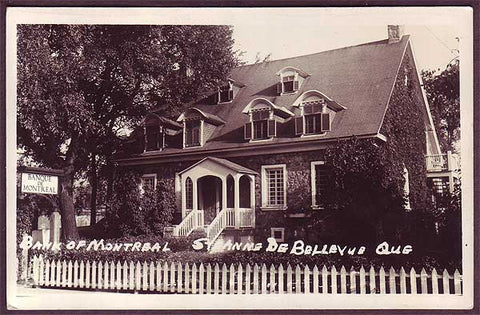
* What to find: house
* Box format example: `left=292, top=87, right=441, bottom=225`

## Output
left=117, top=25, right=459, bottom=247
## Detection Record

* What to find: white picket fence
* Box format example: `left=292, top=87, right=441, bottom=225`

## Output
left=28, top=255, right=462, bottom=295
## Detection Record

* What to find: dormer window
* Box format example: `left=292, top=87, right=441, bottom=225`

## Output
left=219, top=82, right=234, bottom=103
left=177, top=107, right=225, bottom=148
left=142, top=113, right=182, bottom=152
left=242, top=98, right=294, bottom=142
left=292, top=90, right=347, bottom=137
left=185, top=120, right=201, bottom=147
left=276, top=67, right=309, bottom=95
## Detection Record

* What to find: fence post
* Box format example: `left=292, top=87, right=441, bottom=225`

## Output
left=61, top=260, right=67, bottom=287
left=177, top=262, right=183, bottom=293
left=129, top=261, right=135, bottom=291
left=312, top=265, right=319, bottom=294
left=32, top=255, right=38, bottom=286
left=340, top=266, right=347, bottom=294
left=104, top=261, right=110, bottom=290
left=91, top=261, right=97, bottom=289
left=442, top=269, right=450, bottom=294
left=304, top=265, right=310, bottom=294
left=185, top=263, right=190, bottom=294
left=116, top=261, right=122, bottom=291
left=156, top=262, right=162, bottom=292
left=286, top=265, right=293, bottom=294
left=163, top=262, right=169, bottom=292
left=261, top=264, right=268, bottom=294
left=253, top=264, right=259, bottom=294
left=149, top=262, right=155, bottom=292
left=431, top=268, right=438, bottom=294
left=322, top=265, right=328, bottom=294
left=409, top=267, right=417, bottom=294
left=454, top=269, right=461, bottom=294
left=222, top=264, right=227, bottom=294
left=192, top=263, right=197, bottom=294
left=135, top=261, right=141, bottom=292
left=331, top=266, right=337, bottom=294
left=206, top=263, right=212, bottom=294
left=379, top=267, right=385, bottom=294
left=230, top=264, right=236, bottom=294
left=349, top=266, right=356, bottom=294
left=359, top=266, right=366, bottom=294
left=399, top=267, right=406, bottom=294
left=270, top=264, right=276, bottom=294
left=170, top=262, right=176, bottom=293
left=369, top=266, right=376, bottom=294
left=44, top=260, right=50, bottom=287
left=121, top=261, right=127, bottom=290
left=238, top=264, right=243, bottom=295
left=245, top=264, right=251, bottom=294
left=389, top=267, right=396, bottom=294
left=420, top=268, right=428, bottom=294
left=199, top=263, right=204, bottom=295
left=38, top=257, right=45, bottom=286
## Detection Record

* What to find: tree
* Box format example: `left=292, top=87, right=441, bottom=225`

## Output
left=421, top=60, right=460, bottom=152
left=17, top=25, right=238, bottom=239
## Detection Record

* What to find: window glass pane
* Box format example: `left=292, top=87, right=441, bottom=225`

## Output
left=220, top=89, right=231, bottom=102
left=253, top=120, right=268, bottom=139
left=314, top=164, right=329, bottom=207
left=142, top=176, right=156, bottom=191
left=267, top=168, right=284, bottom=206
left=252, top=110, right=269, bottom=121
left=305, top=114, right=322, bottom=134
left=283, top=81, right=294, bottom=92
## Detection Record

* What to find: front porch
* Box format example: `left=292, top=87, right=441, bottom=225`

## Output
left=170, top=157, right=257, bottom=247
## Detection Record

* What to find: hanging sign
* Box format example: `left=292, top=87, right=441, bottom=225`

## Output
left=21, top=172, right=59, bottom=195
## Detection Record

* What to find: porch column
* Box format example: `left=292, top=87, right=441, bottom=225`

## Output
left=221, top=177, right=227, bottom=211
left=249, top=174, right=256, bottom=227
left=193, top=178, right=198, bottom=211
left=181, top=176, right=186, bottom=219
left=234, top=174, right=241, bottom=228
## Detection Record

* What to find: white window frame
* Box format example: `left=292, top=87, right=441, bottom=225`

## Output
left=140, top=173, right=157, bottom=194
left=403, top=166, right=411, bottom=211
left=218, top=81, right=233, bottom=104
left=261, top=164, right=287, bottom=210
left=280, top=71, right=299, bottom=95
left=311, top=161, right=326, bottom=209
left=270, top=227, right=285, bottom=242
left=183, top=119, right=204, bottom=148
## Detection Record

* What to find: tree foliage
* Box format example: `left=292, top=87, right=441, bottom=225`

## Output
left=421, top=60, right=460, bottom=152
left=17, top=25, right=238, bottom=239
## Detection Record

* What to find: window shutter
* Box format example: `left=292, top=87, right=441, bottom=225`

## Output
left=229, top=89, right=234, bottom=101
left=321, top=113, right=331, bottom=131
left=294, top=116, right=303, bottom=135
left=276, top=82, right=282, bottom=95
left=267, top=119, right=277, bottom=137
left=244, top=122, right=252, bottom=140
left=293, top=80, right=299, bottom=91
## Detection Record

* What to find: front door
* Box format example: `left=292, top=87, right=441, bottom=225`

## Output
left=198, top=176, right=222, bottom=224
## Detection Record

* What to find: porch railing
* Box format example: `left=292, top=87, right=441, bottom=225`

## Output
left=425, top=152, right=459, bottom=172
left=206, top=209, right=227, bottom=248
left=238, top=208, right=255, bottom=228
left=172, top=209, right=204, bottom=237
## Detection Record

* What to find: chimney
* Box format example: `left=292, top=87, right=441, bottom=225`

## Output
left=387, top=25, right=405, bottom=43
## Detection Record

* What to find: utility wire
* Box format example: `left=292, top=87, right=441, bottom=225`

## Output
left=423, top=26, right=458, bottom=56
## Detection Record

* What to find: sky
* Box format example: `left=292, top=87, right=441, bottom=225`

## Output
left=231, top=23, right=460, bottom=74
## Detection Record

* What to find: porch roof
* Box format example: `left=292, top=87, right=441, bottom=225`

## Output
left=178, top=157, right=258, bottom=176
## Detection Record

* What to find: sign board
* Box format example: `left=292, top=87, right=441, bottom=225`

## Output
left=21, top=172, right=59, bottom=195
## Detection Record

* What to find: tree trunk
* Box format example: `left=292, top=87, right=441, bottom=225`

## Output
left=59, top=136, right=79, bottom=240
left=60, top=171, right=79, bottom=240
left=90, top=153, right=98, bottom=227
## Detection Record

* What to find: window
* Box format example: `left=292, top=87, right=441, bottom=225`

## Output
left=185, top=120, right=201, bottom=147
left=219, top=83, right=234, bottom=103
left=185, top=177, right=193, bottom=210
left=245, top=109, right=276, bottom=141
left=141, top=174, right=157, bottom=193
left=311, top=161, right=330, bottom=208
left=261, top=165, right=287, bottom=209
left=145, top=125, right=164, bottom=151
left=295, top=101, right=331, bottom=136
left=403, top=166, right=411, bottom=210
left=270, top=228, right=285, bottom=242
left=278, top=73, right=299, bottom=94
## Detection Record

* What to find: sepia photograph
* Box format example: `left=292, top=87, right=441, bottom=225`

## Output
left=5, top=6, right=475, bottom=310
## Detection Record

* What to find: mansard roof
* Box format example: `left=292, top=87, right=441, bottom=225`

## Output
left=121, top=35, right=413, bottom=160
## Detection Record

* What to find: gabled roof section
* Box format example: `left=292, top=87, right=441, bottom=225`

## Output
left=241, top=98, right=294, bottom=118
left=142, top=113, right=182, bottom=129
left=177, top=107, right=226, bottom=126
left=275, top=66, right=309, bottom=78
left=292, top=90, right=347, bottom=111
left=179, top=157, right=258, bottom=175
